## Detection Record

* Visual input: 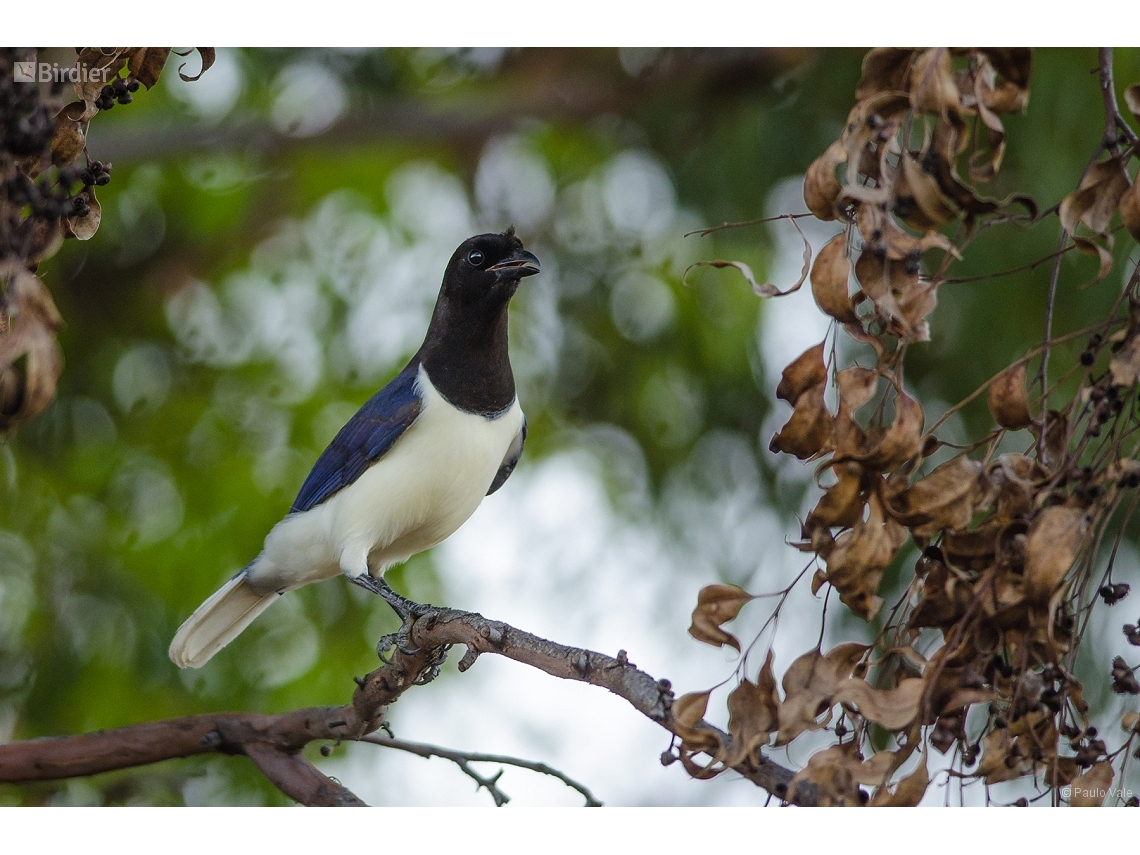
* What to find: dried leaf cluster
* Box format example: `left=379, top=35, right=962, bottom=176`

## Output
left=682, top=48, right=1140, bottom=807
left=0, top=47, right=213, bottom=430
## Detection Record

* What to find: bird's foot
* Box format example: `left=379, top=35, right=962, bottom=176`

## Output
left=351, top=574, right=438, bottom=657
left=375, top=618, right=451, bottom=685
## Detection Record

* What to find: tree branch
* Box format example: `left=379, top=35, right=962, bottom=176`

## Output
left=0, top=605, right=812, bottom=806
left=243, top=743, right=366, bottom=807
left=337, top=606, right=809, bottom=803
left=360, top=733, right=602, bottom=806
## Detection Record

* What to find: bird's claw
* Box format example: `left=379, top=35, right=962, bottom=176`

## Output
left=375, top=620, right=450, bottom=685
left=375, top=618, right=421, bottom=660
left=353, top=574, right=450, bottom=675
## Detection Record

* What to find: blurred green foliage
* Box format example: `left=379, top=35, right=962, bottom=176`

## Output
left=2, top=47, right=1138, bottom=805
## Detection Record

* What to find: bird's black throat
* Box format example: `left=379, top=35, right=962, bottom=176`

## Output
left=416, top=290, right=516, bottom=417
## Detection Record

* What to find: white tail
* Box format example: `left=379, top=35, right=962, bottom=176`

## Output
left=169, top=571, right=279, bottom=669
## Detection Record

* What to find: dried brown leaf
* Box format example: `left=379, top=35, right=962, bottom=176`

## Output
left=833, top=677, right=923, bottom=731
left=1125, top=84, right=1140, bottom=122
left=1069, top=762, right=1113, bottom=807
left=178, top=48, right=216, bottom=82
left=672, top=690, right=722, bottom=756
left=786, top=746, right=863, bottom=806
left=987, top=453, right=1050, bottom=515
left=850, top=390, right=924, bottom=472
left=988, top=362, right=1033, bottom=429
left=836, top=366, right=879, bottom=415
left=1025, top=505, right=1088, bottom=603
left=804, top=141, right=847, bottom=222
left=1045, top=757, right=1080, bottom=788
left=24, top=219, right=63, bottom=266
left=75, top=48, right=130, bottom=105
left=793, top=747, right=898, bottom=802
left=977, top=711, right=1057, bottom=785
left=674, top=690, right=709, bottom=729
left=810, top=568, right=828, bottom=595
left=979, top=49, right=1032, bottom=93
left=687, top=584, right=753, bottom=651
left=685, top=240, right=808, bottom=300
left=49, top=113, right=86, bottom=165
left=910, top=560, right=970, bottom=630
left=1122, top=711, right=1140, bottom=734
left=838, top=93, right=910, bottom=191
left=910, top=49, right=962, bottom=116
left=869, top=752, right=929, bottom=806
left=775, top=644, right=868, bottom=746
left=1072, top=236, right=1115, bottom=282
left=1121, top=179, right=1140, bottom=243
left=853, top=249, right=936, bottom=342
left=805, top=463, right=867, bottom=536
left=1110, top=334, right=1140, bottom=388
left=824, top=495, right=906, bottom=620
left=855, top=202, right=954, bottom=262
left=127, top=47, right=172, bottom=89
left=968, top=57, right=1012, bottom=182
left=976, top=728, right=1024, bottom=784
left=776, top=342, right=827, bottom=405
left=1060, top=157, right=1130, bottom=236
left=834, top=366, right=879, bottom=457
left=770, top=381, right=833, bottom=460
left=63, top=187, right=101, bottom=241
left=924, top=147, right=1036, bottom=219
left=856, top=48, right=915, bottom=100
left=810, top=233, right=859, bottom=324
left=897, top=153, right=958, bottom=229
left=0, top=264, right=64, bottom=431
left=887, top=455, right=984, bottom=537
left=725, top=650, right=779, bottom=765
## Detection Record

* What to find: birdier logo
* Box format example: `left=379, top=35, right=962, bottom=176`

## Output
left=12, top=61, right=113, bottom=84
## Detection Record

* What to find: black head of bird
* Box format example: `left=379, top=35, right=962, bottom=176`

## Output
left=441, top=227, right=541, bottom=309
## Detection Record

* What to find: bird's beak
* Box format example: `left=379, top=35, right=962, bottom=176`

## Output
left=488, top=249, right=540, bottom=280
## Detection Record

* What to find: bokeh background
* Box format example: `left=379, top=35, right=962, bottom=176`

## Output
left=2, top=47, right=1140, bottom=806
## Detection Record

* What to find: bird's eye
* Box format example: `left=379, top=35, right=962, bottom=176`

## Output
left=467, top=249, right=485, bottom=266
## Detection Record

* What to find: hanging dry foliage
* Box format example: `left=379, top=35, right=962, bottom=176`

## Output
left=677, top=47, right=1140, bottom=807
left=0, top=48, right=210, bottom=431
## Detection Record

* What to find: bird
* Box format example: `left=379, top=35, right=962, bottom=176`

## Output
left=169, top=228, right=540, bottom=669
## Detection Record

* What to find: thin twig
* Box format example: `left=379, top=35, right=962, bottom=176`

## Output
left=684, top=212, right=814, bottom=238
left=361, top=733, right=603, bottom=807
left=1099, top=47, right=1138, bottom=149
left=1036, top=228, right=1070, bottom=440
left=940, top=242, right=1077, bottom=285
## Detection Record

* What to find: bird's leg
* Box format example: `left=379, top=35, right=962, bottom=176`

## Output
left=348, top=574, right=436, bottom=658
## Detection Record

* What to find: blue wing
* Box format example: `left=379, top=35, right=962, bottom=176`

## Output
left=487, top=416, right=527, bottom=496
left=290, top=363, right=423, bottom=513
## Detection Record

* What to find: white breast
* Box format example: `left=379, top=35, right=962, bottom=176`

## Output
left=248, top=364, right=524, bottom=594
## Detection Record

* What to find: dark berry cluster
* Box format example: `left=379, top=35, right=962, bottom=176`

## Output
left=1098, top=581, right=1130, bottom=605
left=2, top=167, right=92, bottom=221
left=1062, top=724, right=1109, bottom=769
left=96, top=76, right=140, bottom=111
left=80, top=160, right=112, bottom=187
left=1112, top=655, right=1140, bottom=694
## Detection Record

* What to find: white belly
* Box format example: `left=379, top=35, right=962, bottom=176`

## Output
left=247, top=365, right=523, bottom=594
